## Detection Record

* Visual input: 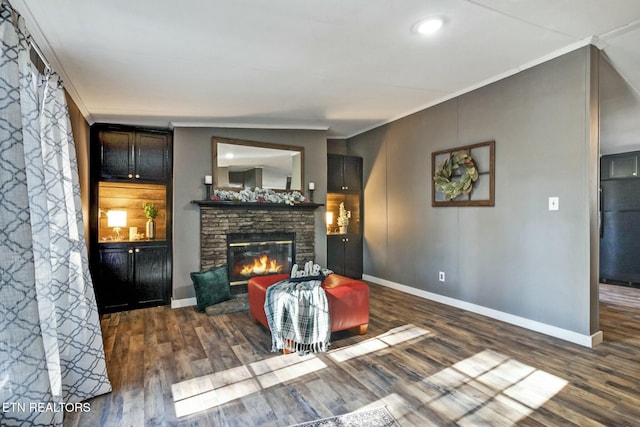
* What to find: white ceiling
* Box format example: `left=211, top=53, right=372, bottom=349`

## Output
left=11, top=0, right=640, bottom=139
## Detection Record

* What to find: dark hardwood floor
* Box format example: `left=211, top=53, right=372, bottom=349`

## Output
left=64, top=283, right=640, bottom=426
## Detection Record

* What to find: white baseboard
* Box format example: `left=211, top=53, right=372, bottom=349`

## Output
left=171, top=297, right=197, bottom=309
left=363, top=274, right=603, bottom=348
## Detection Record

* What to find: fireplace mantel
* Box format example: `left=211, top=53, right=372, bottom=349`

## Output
left=191, top=200, right=323, bottom=210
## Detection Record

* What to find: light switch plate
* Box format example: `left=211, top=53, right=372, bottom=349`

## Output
left=549, top=196, right=559, bottom=211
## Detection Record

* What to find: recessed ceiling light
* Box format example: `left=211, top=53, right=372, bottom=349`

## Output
left=415, top=18, right=444, bottom=35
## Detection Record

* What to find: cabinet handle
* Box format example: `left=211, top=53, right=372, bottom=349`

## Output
left=135, top=248, right=140, bottom=253
left=135, top=174, right=140, bottom=179
left=128, top=173, right=133, bottom=179
left=128, top=249, right=133, bottom=254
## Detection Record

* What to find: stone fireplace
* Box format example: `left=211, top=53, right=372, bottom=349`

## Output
left=194, top=201, right=319, bottom=293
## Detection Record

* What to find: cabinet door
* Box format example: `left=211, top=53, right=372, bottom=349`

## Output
left=602, top=153, right=639, bottom=179
left=328, top=155, right=362, bottom=191
left=134, top=245, right=168, bottom=307
left=327, top=155, right=345, bottom=192
left=327, top=235, right=362, bottom=278
left=95, top=246, right=133, bottom=312
left=135, top=132, right=169, bottom=182
left=99, top=130, right=133, bottom=180
left=327, top=235, right=347, bottom=276
left=610, top=155, right=637, bottom=178
left=342, top=236, right=363, bottom=279
left=342, top=156, right=362, bottom=191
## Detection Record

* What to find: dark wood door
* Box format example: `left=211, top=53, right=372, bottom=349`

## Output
left=327, top=155, right=344, bottom=192
left=99, top=130, right=133, bottom=180
left=601, top=152, right=639, bottom=179
left=134, top=244, right=168, bottom=307
left=135, top=132, right=169, bottom=182
left=327, top=155, right=362, bottom=191
left=342, top=236, right=363, bottom=279
left=327, top=234, right=362, bottom=278
left=327, top=235, right=347, bottom=276
left=341, top=156, right=362, bottom=191
left=95, top=245, right=133, bottom=312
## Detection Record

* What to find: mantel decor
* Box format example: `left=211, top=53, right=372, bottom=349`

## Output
left=192, top=188, right=323, bottom=210
left=432, top=140, right=495, bottom=207
left=212, top=187, right=306, bottom=205
left=192, top=200, right=323, bottom=210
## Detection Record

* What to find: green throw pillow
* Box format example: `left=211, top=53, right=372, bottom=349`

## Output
left=190, top=265, right=232, bottom=312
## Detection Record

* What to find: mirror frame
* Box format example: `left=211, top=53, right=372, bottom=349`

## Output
left=211, top=137, right=305, bottom=191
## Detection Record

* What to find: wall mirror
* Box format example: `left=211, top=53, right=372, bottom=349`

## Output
left=211, top=137, right=304, bottom=190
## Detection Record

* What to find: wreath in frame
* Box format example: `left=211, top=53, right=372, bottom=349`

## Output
left=433, top=151, right=479, bottom=200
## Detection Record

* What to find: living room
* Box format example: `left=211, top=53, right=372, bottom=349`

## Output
left=3, top=1, right=640, bottom=426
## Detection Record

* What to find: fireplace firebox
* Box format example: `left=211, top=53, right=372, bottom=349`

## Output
left=226, top=232, right=295, bottom=285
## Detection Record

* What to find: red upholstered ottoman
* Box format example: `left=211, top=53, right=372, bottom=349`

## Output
left=248, top=273, right=369, bottom=335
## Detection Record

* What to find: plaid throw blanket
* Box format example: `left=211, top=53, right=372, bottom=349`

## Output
left=264, top=279, right=331, bottom=353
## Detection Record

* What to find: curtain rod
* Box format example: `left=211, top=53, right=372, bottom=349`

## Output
left=6, top=0, right=52, bottom=72
left=29, top=39, right=51, bottom=73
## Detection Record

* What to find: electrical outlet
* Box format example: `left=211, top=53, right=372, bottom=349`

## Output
left=439, top=271, right=445, bottom=282
left=548, top=196, right=559, bottom=211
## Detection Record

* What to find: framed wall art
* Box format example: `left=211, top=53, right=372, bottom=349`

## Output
left=432, top=140, right=495, bottom=207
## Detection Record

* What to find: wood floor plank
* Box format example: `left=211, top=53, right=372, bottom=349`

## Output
left=66, top=282, right=640, bottom=426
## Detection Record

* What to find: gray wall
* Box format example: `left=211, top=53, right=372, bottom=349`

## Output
left=600, top=53, right=640, bottom=155
left=327, top=138, right=348, bottom=155
left=349, top=47, right=600, bottom=336
left=173, top=127, right=328, bottom=300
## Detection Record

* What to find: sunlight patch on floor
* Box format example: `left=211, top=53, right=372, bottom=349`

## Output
left=424, top=350, right=568, bottom=425
left=172, top=324, right=430, bottom=418
left=172, top=353, right=327, bottom=417
left=328, top=324, right=430, bottom=363
left=347, top=349, right=568, bottom=425
left=173, top=377, right=260, bottom=418
left=252, top=353, right=327, bottom=389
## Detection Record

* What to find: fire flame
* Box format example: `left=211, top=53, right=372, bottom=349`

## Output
left=240, top=255, right=283, bottom=276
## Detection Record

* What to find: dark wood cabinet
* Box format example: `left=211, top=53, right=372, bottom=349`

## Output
left=327, top=234, right=363, bottom=278
left=328, top=154, right=362, bottom=192
left=601, top=151, right=639, bottom=180
left=327, top=154, right=363, bottom=278
left=95, top=125, right=171, bottom=183
left=94, top=242, right=169, bottom=313
left=90, top=123, right=172, bottom=314
left=134, top=132, right=171, bottom=182
left=95, top=244, right=131, bottom=312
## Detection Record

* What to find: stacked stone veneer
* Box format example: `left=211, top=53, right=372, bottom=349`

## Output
left=199, top=207, right=315, bottom=271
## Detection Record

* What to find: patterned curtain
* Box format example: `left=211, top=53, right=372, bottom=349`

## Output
left=0, top=2, right=111, bottom=426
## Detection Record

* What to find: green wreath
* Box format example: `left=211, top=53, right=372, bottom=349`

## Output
left=433, top=151, right=479, bottom=200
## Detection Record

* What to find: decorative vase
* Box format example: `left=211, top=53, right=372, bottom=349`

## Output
left=339, top=225, right=347, bottom=234
left=146, top=219, right=156, bottom=240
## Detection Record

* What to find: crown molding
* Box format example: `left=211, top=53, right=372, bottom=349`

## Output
left=169, top=121, right=329, bottom=131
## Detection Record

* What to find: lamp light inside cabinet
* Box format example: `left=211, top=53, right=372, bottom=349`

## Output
left=107, top=210, right=127, bottom=240
left=325, top=212, right=333, bottom=233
